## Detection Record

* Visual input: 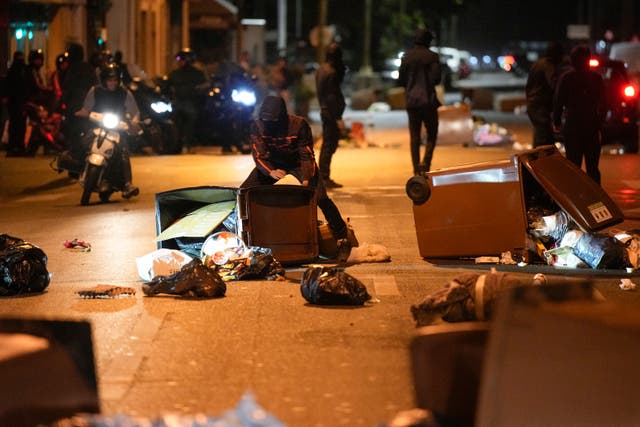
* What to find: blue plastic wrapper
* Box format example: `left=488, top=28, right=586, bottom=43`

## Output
left=59, top=392, right=286, bottom=426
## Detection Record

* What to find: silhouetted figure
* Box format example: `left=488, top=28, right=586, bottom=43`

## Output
left=25, top=49, right=53, bottom=109
left=553, top=45, right=606, bottom=184
left=315, top=43, right=346, bottom=188
left=399, top=28, right=442, bottom=174
left=5, top=51, right=28, bottom=157
left=166, top=49, right=208, bottom=154
left=526, top=41, right=567, bottom=147
left=61, top=43, right=98, bottom=172
left=113, top=50, right=133, bottom=85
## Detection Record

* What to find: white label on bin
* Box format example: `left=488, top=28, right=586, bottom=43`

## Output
left=589, top=202, right=613, bottom=223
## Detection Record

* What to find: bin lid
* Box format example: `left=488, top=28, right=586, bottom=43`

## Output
left=516, top=146, right=623, bottom=232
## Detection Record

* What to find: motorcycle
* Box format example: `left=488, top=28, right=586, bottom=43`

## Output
left=128, top=77, right=180, bottom=154
left=200, top=69, right=257, bottom=153
left=78, top=111, right=136, bottom=205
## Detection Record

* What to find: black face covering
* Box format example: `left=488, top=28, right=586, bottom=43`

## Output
left=259, top=95, right=288, bottom=137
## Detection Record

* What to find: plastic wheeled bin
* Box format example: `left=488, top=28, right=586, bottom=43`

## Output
left=155, top=185, right=318, bottom=264
left=406, top=145, right=624, bottom=259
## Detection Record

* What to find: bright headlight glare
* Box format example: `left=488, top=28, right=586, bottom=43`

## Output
left=232, top=89, right=256, bottom=106
left=102, top=113, right=119, bottom=129
left=151, top=101, right=172, bottom=113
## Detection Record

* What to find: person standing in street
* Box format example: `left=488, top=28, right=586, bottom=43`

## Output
left=525, top=41, right=567, bottom=148
left=166, top=49, right=208, bottom=154
left=399, top=28, right=442, bottom=174
left=553, top=44, right=606, bottom=184
left=5, top=51, right=28, bottom=157
left=240, top=95, right=353, bottom=262
left=60, top=43, right=98, bottom=173
left=315, top=42, right=347, bottom=189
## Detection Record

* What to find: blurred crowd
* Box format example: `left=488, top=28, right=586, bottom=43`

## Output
left=0, top=43, right=316, bottom=158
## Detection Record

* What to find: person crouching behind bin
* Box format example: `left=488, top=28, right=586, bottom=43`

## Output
left=240, top=95, right=353, bottom=262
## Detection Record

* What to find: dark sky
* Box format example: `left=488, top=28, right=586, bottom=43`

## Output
left=456, top=0, right=638, bottom=54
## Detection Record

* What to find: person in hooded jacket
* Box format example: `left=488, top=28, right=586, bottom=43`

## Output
left=315, top=42, right=347, bottom=189
left=240, top=95, right=353, bottom=262
left=553, top=44, right=606, bottom=185
left=398, top=28, right=442, bottom=174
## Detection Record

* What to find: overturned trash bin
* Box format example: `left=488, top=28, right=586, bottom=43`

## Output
left=155, top=185, right=318, bottom=264
left=406, top=146, right=624, bottom=261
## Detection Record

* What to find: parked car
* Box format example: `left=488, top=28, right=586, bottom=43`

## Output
left=591, top=58, right=639, bottom=153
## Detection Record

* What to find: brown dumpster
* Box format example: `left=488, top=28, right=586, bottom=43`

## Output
left=406, top=146, right=624, bottom=260
left=155, top=185, right=318, bottom=264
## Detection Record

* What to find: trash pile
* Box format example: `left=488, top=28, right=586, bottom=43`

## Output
left=472, top=117, right=514, bottom=146
left=0, top=234, right=50, bottom=296
left=527, top=208, right=632, bottom=270
left=411, top=271, right=548, bottom=326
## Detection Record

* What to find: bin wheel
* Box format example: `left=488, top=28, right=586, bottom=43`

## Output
left=406, top=175, right=431, bottom=205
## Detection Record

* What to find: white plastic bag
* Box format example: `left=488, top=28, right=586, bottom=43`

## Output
left=136, top=249, right=193, bottom=282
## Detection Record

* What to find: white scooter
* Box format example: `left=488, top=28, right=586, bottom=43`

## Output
left=79, top=111, right=133, bottom=205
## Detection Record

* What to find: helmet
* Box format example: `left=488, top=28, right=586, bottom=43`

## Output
left=100, top=62, right=121, bottom=86
left=175, top=48, right=195, bottom=64
left=28, top=49, right=44, bottom=63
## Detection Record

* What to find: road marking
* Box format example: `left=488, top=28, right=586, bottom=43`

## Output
left=358, top=275, right=400, bottom=296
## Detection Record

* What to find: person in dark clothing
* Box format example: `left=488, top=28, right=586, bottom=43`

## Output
left=526, top=41, right=567, bottom=148
left=5, top=51, right=28, bottom=156
left=553, top=44, right=606, bottom=184
left=166, top=48, right=208, bottom=154
left=315, top=42, right=347, bottom=189
left=399, top=28, right=442, bottom=174
left=61, top=43, right=98, bottom=171
left=240, top=95, right=353, bottom=262
left=75, top=63, right=140, bottom=199
left=113, top=50, right=133, bottom=85
left=25, top=49, right=53, bottom=109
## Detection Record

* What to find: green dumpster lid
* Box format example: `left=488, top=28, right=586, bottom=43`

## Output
left=516, top=146, right=624, bottom=232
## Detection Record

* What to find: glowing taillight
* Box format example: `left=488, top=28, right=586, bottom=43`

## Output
left=589, top=58, right=600, bottom=68
left=623, top=84, right=637, bottom=99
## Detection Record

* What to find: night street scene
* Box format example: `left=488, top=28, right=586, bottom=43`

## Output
left=2, top=1, right=640, bottom=426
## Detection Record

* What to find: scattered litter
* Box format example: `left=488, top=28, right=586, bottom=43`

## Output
left=472, top=121, right=514, bottom=146
left=63, top=238, right=92, bottom=252
left=300, top=265, right=371, bottom=306
left=57, top=391, right=286, bottom=426
left=346, top=242, right=390, bottom=263
left=136, top=248, right=193, bottom=282
left=500, top=251, right=517, bottom=264
left=411, top=271, right=550, bottom=326
left=619, top=278, right=637, bottom=291
left=475, top=256, right=500, bottom=264
left=77, top=285, right=136, bottom=299
left=0, top=234, right=50, bottom=296
left=142, top=259, right=226, bottom=298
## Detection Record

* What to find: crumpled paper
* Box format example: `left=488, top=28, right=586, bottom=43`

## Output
left=619, top=278, right=637, bottom=291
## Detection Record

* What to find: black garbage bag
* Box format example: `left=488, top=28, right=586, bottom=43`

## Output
left=300, top=266, right=371, bottom=306
left=572, top=232, right=629, bottom=269
left=0, top=234, right=50, bottom=296
left=142, top=258, right=226, bottom=298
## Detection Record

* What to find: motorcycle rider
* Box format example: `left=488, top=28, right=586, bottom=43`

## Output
left=75, top=62, right=140, bottom=199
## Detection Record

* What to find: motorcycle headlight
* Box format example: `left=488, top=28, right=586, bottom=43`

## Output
left=151, top=101, right=172, bottom=114
left=102, top=113, right=120, bottom=129
left=232, top=89, right=256, bottom=107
